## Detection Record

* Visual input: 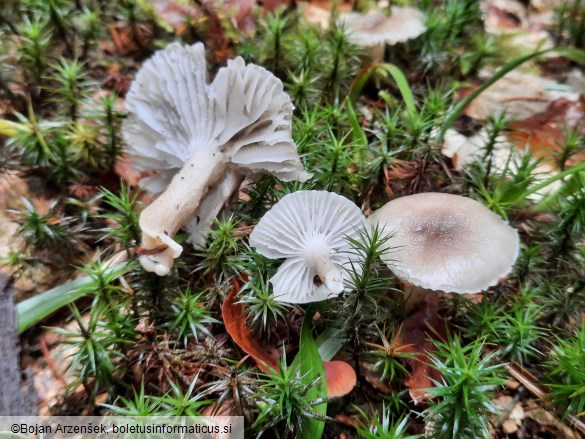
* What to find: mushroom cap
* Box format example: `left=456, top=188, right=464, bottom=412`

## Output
left=323, top=361, right=357, bottom=397
left=339, top=7, right=427, bottom=47
left=123, top=42, right=310, bottom=194
left=249, top=191, right=366, bottom=303
left=369, top=193, right=519, bottom=294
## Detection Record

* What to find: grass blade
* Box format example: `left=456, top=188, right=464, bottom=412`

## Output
left=378, top=63, right=417, bottom=119
left=16, top=262, right=128, bottom=333
left=435, top=47, right=585, bottom=145
left=293, top=307, right=327, bottom=438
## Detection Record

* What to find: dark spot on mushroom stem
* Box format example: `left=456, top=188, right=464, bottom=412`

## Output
left=164, top=229, right=169, bottom=235
left=181, top=176, right=185, bottom=180
left=137, top=244, right=169, bottom=255
left=195, top=216, right=200, bottom=224
left=313, top=275, right=323, bottom=287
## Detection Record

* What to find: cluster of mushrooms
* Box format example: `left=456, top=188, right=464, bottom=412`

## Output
left=123, top=42, right=520, bottom=396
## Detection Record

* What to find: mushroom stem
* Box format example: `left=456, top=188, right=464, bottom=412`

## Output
left=369, top=43, right=385, bottom=62
left=139, top=148, right=225, bottom=275
left=402, top=282, right=431, bottom=314
left=307, top=247, right=344, bottom=295
left=185, top=169, right=245, bottom=249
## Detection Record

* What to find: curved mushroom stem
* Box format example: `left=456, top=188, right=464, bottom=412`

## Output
left=307, top=247, right=344, bottom=295
left=139, top=148, right=225, bottom=275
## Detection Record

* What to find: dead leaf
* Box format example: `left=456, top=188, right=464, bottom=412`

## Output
left=483, top=0, right=526, bottom=33
left=299, top=1, right=331, bottom=28
left=397, top=294, right=445, bottom=404
left=222, top=277, right=280, bottom=372
left=103, top=69, right=132, bottom=96
left=508, top=97, right=585, bottom=168
left=105, top=23, right=153, bottom=56
left=150, top=0, right=201, bottom=34
left=361, top=361, right=393, bottom=394
left=225, top=0, right=256, bottom=34
left=114, top=156, right=143, bottom=186
left=462, top=71, right=579, bottom=121
left=524, top=400, right=578, bottom=439
left=493, top=395, right=525, bottom=435
left=262, top=0, right=291, bottom=13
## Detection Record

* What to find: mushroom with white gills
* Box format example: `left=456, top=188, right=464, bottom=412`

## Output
left=123, top=42, right=311, bottom=276
left=339, top=6, right=426, bottom=62
left=368, top=192, right=520, bottom=309
left=249, top=191, right=367, bottom=304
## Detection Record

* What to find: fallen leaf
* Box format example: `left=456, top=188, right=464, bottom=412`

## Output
left=335, top=414, right=360, bottom=428
left=149, top=0, right=200, bottom=34
left=397, top=294, right=445, bottom=404
left=225, top=0, right=256, bottom=34
left=361, top=361, right=393, bottom=394
left=262, top=0, right=291, bottom=13
left=105, top=23, right=153, bottom=56
left=524, top=400, right=578, bottom=439
left=114, top=156, right=143, bottom=187
left=222, top=277, right=280, bottom=372
left=299, top=1, right=331, bottom=28
left=482, top=0, right=558, bottom=35
left=483, top=0, right=526, bottom=33
left=103, top=70, right=132, bottom=96
left=462, top=71, right=579, bottom=121
left=508, top=97, right=585, bottom=168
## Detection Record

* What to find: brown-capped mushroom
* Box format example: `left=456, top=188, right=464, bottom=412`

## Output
left=369, top=192, right=520, bottom=294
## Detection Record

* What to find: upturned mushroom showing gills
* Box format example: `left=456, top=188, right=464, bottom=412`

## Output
left=123, top=43, right=310, bottom=276
left=249, top=191, right=367, bottom=304
left=369, top=192, right=520, bottom=294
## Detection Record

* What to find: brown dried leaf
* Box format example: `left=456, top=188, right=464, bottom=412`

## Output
left=397, top=295, right=445, bottom=404
left=105, top=23, right=153, bottom=56
left=222, top=277, right=280, bottom=372
left=462, top=71, right=580, bottom=122
left=524, top=400, right=578, bottom=439
left=150, top=0, right=200, bottom=34
left=114, top=156, right=143, bottom=187
left=508, top=97, right=585, bottom=168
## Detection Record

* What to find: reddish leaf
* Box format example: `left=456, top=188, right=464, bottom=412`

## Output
left=114, top=156, right=143, bottom=187
left=508, top=98, right=585, bottom=168
left=263, top=0, right=291, bottom=12
left=225, top=0, right=256, bottom=34
left=222, top=277, right=280, bottom=372
left=150, top=0, right=200, bottom=34
left=105, top=23, right=153, bottom=56
left=397, top=294, right=445, bottom=404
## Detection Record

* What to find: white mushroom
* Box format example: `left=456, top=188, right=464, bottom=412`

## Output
left=369, top=192, right=519, bottom=294
left=339, top=7, right=426, bottom=61
left=123, top=43, right=310, bottom=275
left=249, top=191, right=367, bottom=304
